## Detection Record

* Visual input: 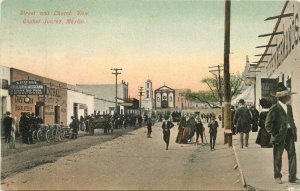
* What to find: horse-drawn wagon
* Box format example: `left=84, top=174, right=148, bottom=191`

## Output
left=89, top=115, right=113, bottom=134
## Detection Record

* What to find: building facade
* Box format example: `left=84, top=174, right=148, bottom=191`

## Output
left=0, top=65, right=11, bottom=134
left=9, top=68, right=68, bottom=128
left=154, top=85, right=175, bottom=109
left=66, top=85, right=94, bottom=125
left=141, top=79, right=154, bottom=111
left=174, top=89, right=192, bottom=109
left=77, top=81, right=129, bottom=115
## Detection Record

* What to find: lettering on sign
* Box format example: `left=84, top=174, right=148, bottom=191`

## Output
left=15, top=96, right=33, bottom=104
left=15, top=105, right=33, bottom=111
left=267, top=7, right=300, bottom=76
left=9, top=80, right=45, bottom=95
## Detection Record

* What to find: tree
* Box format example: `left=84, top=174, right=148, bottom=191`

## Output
left=187, top=73, right=243, bottom=105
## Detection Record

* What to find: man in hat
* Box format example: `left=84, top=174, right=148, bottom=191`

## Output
left=265, top=82, right=299, bottom=184
left=3, top=112, right=13, bottom=144
left=161, top=115, right=174, bottom=150
left=234, top=99, right=252, bottom=148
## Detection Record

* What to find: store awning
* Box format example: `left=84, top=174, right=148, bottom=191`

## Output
left=232, top=85, right=254, bottom=105
left=120, top=102, right=133, bottom=107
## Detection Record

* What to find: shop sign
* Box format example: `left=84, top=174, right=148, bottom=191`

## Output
left=9, top=80, right=45, bottom=95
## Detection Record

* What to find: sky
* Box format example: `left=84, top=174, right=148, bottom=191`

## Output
left=0, top=0, right=286, bottom=98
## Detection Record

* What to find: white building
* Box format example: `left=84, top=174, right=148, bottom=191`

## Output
left=141, top=79, right=154, bottom=111
left=154, top=85, right=175, bottom=109
left=67, top=85, right=94, bottom=125
left=77, top=81, right=129, bottom=115
left=247, top=1, right=300, bottom=125
left=0, top=65, right=11, bottom=133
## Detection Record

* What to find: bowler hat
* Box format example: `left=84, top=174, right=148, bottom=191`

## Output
left=272, top=82, right=296, bottom=97
left=238, top=99, right=245, bottom=104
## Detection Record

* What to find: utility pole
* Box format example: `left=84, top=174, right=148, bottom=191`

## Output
left=111, top=68, right=122, bottom=115
left=138, top=86, right=144, bottom=116
left=224, top=0, right=232, bottom=147
left=209, top=65, right=224, bottom=106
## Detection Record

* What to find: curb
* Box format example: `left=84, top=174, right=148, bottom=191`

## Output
left=232, top=145, right=247, bottom=189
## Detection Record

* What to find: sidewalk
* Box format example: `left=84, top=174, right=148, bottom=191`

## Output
left=232, top=131, right=300, bottom=191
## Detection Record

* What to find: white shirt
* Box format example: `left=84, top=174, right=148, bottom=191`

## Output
left=278, top=100, right=290, bottom=128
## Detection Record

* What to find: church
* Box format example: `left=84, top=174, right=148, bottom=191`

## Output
left=154, top=85, right=175, bottom=109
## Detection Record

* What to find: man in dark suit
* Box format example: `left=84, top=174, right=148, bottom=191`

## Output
left=234, top=99, right=252, bottom=148
left=162, top=115, right=174, bottom=150
left=265, top=82, right=299, bottom=184
left=3, top=112, right=13, bottom=144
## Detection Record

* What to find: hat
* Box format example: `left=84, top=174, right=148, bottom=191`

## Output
left=272, top=82, right=296, bottom=97
left=211, top=115, right=216, bottom=119
left=238, top=99, right=245, bottom=104
left=6, top=111, right=11, bottom=115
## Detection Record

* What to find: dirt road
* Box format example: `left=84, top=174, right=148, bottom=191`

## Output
left=1, top=122, right=243, bottom=190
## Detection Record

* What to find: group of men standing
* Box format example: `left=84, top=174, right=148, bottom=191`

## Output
left=233, top=82, right=299, bottom=184
left=19, top=112, right=43, bottom=144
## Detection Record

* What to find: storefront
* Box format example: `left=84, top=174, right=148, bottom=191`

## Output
left=10, top=68, right=67, bottom=129
left=253, top=1, right=300, bottom=126
left=0, top=65, right=11, bottom=135
left=67, top=85, right=94, bottom=125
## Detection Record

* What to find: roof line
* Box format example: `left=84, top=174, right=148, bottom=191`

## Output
left=257, top=0, right=289, bottom=68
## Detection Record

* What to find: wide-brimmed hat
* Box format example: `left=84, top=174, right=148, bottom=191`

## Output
left=272, top=82, right=296, bottom=97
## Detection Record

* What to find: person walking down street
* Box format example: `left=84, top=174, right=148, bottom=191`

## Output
left=182, top=115, right=190, bottom=144
left=234, top=99, right=252, bottom=148
left=187, top=114, right=196, bottom=143
left=9, top=115, right=16, bottom=149
left=265, top=83, right=299, bottom=184
left=208, top=116, right=218, bottom=150
left=250, top=106, right=259, bottom=132
left=176, top=116, right=186, bottom=144
left=146, top=117, right=152, bottom=138
left=162, top=115, right=174, bottom=150
left=255, top=98, right=272, bottom=148
left=70, top=116, right=79, bottom=139
left=3, top=112, right=13, bottom=144
left=195, top=114, right=205, bottom=145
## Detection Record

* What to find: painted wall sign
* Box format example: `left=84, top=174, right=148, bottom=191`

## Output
left=9, top=80, right=45, bottom=95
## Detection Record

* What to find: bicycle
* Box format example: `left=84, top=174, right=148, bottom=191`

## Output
left=46, top=124, right=63, bottom=143
left=36, top=124, right=50, bottom=142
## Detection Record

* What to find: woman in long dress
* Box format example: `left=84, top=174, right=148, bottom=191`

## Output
left=176, top=116, right=186, bottom=143
left=255, top=98, right=272, bottom=148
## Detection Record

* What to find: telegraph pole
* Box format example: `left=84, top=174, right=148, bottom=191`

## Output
left=224, top=0, right=232, bottom=147
left=138, top=86, right=144, bottom=115
left=209, top=65, right=224, bottom=106
left=111, top=68, right=122, bottom=115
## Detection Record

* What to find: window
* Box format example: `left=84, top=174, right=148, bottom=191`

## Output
left=1, top=79, right=9, bottom=89
left=147, top=83, right=149, bottom=88
left=157, top=97, right=160, bottom=102
left=147, top=90, right=149, bottom=98
left=170, top=95, right=172, bottom=102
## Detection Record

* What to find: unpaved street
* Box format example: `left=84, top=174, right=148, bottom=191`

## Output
left=1, top=122, right=243, bottom=190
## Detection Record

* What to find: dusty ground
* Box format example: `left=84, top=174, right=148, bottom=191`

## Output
left=1, top=121, right=243, bottom=190
left=1, top=128, right=136, bottom=180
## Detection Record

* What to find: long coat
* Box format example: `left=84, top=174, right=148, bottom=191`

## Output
left=234, top=106, right=252, bottom=133
left=265, top=103, right=297, bottom=148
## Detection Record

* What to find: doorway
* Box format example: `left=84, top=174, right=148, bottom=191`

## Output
left=54, top=106, right=60, bottom=124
